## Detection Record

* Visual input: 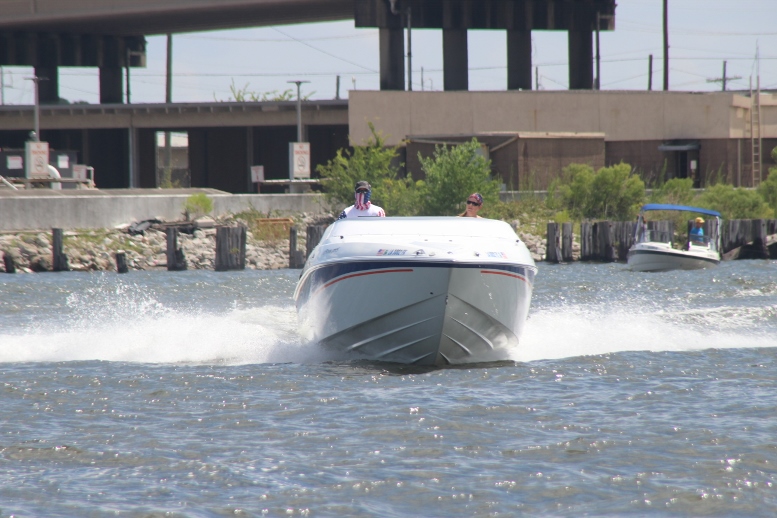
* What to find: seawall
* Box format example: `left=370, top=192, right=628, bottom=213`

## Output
left=0, top=188, right=331, bottom=231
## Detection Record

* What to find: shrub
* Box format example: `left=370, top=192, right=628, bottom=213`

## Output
left=548, top=162, right=644, bottom=220
left=758, top=168, right=777, bottom=216
left=650, top=177, right=695, bottom=205
left=696, top=183, right=773, bottom=219
left=547, top=163, right=594, bottom=220
left=183, top=193, right=213, bottom=219
left=416, top=138, right=501, bottom=216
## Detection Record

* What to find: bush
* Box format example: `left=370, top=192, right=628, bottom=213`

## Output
left=758, top=168, right=777, bottom=216
left=183, top=193, right=213, bottom=219
left=548, top=162, right=644, bottom=220
left=650, top=177, right=695, bottom=205
left=547, top=163, right=594, bottom=220
left=696, top=183, right=773, bottom=219
left=416, top=138, right=501, bottom=216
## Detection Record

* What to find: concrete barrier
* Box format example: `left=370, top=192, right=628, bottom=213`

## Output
left=0, top=188, right=333, bottom=231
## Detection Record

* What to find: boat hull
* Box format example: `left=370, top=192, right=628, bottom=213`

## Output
left=627, top=244, right=719, bottom=272
left=296, top=261, right=535, bottom=365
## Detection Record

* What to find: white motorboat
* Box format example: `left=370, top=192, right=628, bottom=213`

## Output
left=627, top=204, right=722, bottom=272
left=293, top=217, right=538, bottom=366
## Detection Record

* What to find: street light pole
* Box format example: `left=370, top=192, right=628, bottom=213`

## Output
left=26, top=75, right=44, bottom=141
left=287, top=80, right=309, bottom=143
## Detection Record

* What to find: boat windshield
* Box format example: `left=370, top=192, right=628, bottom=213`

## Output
left=688, top=234, right=715, bottom=250
left=640, top=229, right=673, bottom=244
left=329, top=217, right=518, bottom=241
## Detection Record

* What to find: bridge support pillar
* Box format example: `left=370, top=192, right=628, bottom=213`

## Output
left=379, top=27, right=404, bottom=91
left=99, top=36, right=124, bottom=103
left=35, top=66, right=60, bottom=104
left=568, top=30, right=594, bottom=90
left=507, top=30, right=532, bottom=90
left=443, top=29, right=468, bottom=91
left=36, top=34, right=60, bottom=104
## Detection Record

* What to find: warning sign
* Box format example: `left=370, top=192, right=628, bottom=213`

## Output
left=25, top=141, right=49, bottom=178
left=250, top=165, right=265, bottom=183
left=289, top=142, right=310, bottom=179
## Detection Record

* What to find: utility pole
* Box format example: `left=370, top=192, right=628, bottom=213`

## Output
left=164, top=33, right=173, bottom=187
left=406, top=5, right=412, bottom=91
left=595, top=12, right=601, bottom=90
left=648, top=54, right=653, bottom=91
left=706, top=61, right=741, bottom=91
left=663, top=0, right=669, bottom=91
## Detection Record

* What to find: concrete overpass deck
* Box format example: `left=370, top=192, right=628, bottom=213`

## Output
left=0, top=0, right=352, bottom=35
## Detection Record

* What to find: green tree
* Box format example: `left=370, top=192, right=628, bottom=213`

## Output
left=547, top=163, right=595, bottom=220
left=547, top=162, right=644, bottom=220
left=317, top=123, right=418, bottom=216
left=697, top=183, right=773, bottom=219
left=416, top=139, right=501, bottom=216
left=589, top=163, right=645, bottom=220
left=759, top=146, right=777, bottom=215
left=649, top=177, right=695, bottom=205
left=756, top=168, right=777, bottom=217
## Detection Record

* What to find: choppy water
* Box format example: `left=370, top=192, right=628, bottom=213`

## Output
left=1, top=261, right=777, bottom=517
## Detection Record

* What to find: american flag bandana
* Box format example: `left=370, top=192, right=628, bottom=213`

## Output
left=354, top=190, right=372, bottom=210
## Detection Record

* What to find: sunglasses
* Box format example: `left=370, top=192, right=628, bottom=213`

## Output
left=466, top=200, right=481, bottom=206
left=356, top=189, right=369, bottom=194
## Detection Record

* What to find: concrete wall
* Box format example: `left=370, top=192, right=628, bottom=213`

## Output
left=0, top=189, right=331, bottom=231
left=349, top=91, right=777, bottom=146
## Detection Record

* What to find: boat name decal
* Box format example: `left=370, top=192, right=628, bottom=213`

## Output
left=377, top=249, right=407, bottom=256
left=486, top=252, right=508, bottom=258
left=323, top=248, right=340, bottom=254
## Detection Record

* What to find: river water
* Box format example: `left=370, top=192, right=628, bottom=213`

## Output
left=1, top=260, right=776, bottom=517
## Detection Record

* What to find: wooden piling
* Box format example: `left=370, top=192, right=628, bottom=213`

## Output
left=288, top=226, right=305, bottom=269
left=613, top=221, right=635, bottom=262
left=546, top=222, right=560, bottom=263
left=52, top=228, right=70, bottom=272
left=2, top=251, right=15, bottom=273
left=166, top=227, right=187, bottom=271
left=305, top=224, right=327, bottom=260
left=215, top=225, right=246, bottom=271
left=561, top=222, right=574, bottom=262
left=115, top=251, right=129, bottom=274
left=593, top=221, right=616, bottom=262
left=580, top=222, right=593, bottom=261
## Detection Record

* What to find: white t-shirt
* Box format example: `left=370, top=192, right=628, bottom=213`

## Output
left=338, top=204, right=386, bottom=219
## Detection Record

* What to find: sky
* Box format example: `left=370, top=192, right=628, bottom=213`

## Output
left=0, top=0, right=775, bottom=105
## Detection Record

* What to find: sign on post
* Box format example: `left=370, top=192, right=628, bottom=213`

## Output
left=250, top=165, right=265, bottom=183
left=289, top=142, right=310, bottom=179
left=25, top=141, right=49, bottom=178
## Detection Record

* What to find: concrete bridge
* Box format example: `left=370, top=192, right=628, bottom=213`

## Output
left=1, top=0, right=616, bottom=103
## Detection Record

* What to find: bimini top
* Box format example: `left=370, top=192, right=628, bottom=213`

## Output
left=639, top=204, right=722, bottom=218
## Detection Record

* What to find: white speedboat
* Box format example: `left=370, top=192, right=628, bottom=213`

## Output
left=294, top=217, right=538, bottom=366
left=627, top=204, right=722, bottom=272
